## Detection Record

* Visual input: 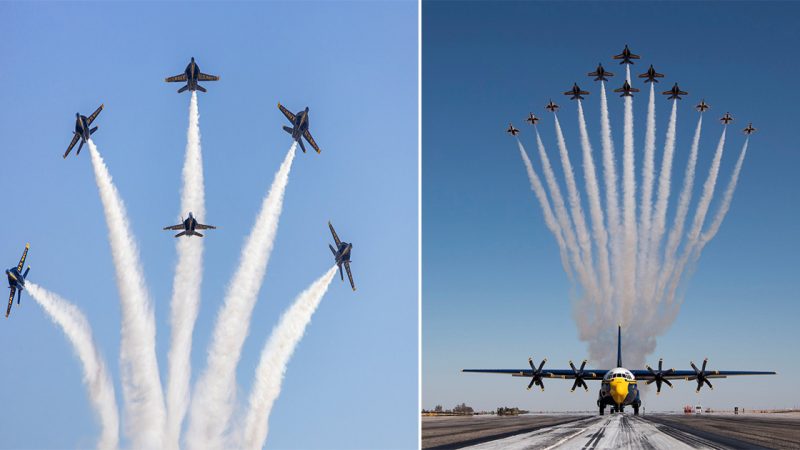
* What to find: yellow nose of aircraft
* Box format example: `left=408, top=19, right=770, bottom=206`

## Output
left=610, top=377, right=629, bottom=405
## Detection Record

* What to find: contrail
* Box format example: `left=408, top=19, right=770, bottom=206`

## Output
left=533, top=129, right=593, bottom=295
left=576, top=101, right=611, bottom=303
left=599, top=82, right=621, bottom=309
left=636, top=83, right=657, bottom=291
left=659, top=127, right=727, bottom=307
left=240, top=266, right=338, bottom=450
left=553, top=114, right=596, bottom=291
left=27, top=283, right=119, bottom=450
left=698, top=138, right=750, bottom=248
left=516, top=139, right=571, bottom=276
left=187, top=143, right=298, bottom=450
left=165, top=92, right=205, bottom=450
left=621, top=66, right=637, bottom=324
left=643, top=100, right=678, bottom=305
left=88, top=140, right=165, bottom=449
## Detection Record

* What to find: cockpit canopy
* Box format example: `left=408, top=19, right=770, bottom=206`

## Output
left=603, top=368, right=635, bottom=381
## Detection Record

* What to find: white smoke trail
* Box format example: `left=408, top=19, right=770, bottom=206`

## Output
left=643, top=100, right=678, bottom=305
left=533, top=130, right=592, bottom=295
left=636, top=83, right=657, bottom=290
left=553, top=114, right=596, bottom=290
left=187, top=143, right=298, bottom=450
left=656, top=114, right=703, bottom=314
left=516, top=139, right=571, bottom=276
left=88, top=140, right=165, bottom=449
left=659, top=128, right=727, bottom=306
left=165, top=92, right=205, bottom=450
left=621, top=66, right=637, bottom=324
left=698, top=138, right=749, bottom=248
left=27, top=283, right=119, bottom=450
left=240, top=266, right=338, bottom=450
left=576, top=101, right=611, bottom=303
left=599, top=82, right=621, bottom=312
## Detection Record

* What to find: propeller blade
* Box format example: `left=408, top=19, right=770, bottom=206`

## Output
left=529, top=358, right=536, bottom=370
left=527, top=378, right=536, bottom=390
left=645, top=379, right=655, bottom=385
left=538, top=379, right=545, bottom=391
left=705, top=378, right=713, bottom=390
left=658, top=358, right=663, bottom=371
left=690, top=361, right=699, bottom=373
left=579, top=360, right=587, bottom=371
left=664, top=379, right=673, bottom=388
left=538, top=359, right=547, bottom=372
left=702, top=358, right=708, bottom=372
left=569, top=360, right=577, bottom=372
left=656, top=379, right=662, bottom=394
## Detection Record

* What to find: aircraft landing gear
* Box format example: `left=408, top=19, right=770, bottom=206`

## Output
left=599, top=405, right=605, bottom=416
left=633, top=405, right=639, bottom=416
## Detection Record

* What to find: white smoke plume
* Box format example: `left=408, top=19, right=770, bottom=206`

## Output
left=187, top=143, right=297, bottom=450
left=27, top=283, right=119, bottom=450
left=698, top=138, right=749, bottom=248
left=599, top=81, right=621, bottom=312
left=620, top=65, right=638, bottom=324
left=88, top=140, right=166, bottom=449
left=240, top=266, right=338, bottom=450
left=165, top=91, right=206, bottom=450
left=636, top=83, right=657, bottom=289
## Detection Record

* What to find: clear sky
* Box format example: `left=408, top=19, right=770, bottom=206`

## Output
left=423, top=2, right=799, bottom=413
left=0, top=2, right=417, bottom=448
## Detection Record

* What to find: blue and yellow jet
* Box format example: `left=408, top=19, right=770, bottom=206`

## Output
left=278, top=103, right=321, bottom=154
left=63, top=104, right=103, bottom=159
left=463, top=326, right=776, bottom=415
left=165, top=57, right=220, bottom=93
left=328, top=222, right=355, bottom=291
left=6, top=244, right=31, bottom=318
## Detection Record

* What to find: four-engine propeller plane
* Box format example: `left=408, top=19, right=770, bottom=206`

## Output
left=6, top=244, right=31, bottom=318
left=696, top=99, right=710, bottom=113
left=662, top=82, right=688, bottom=100
left=613, top=45, right=640, bottom=65
left=328, top=222, right=355, bottom=291
left=506, top=123, right=519, bottom=136
left=588, top=63, right=614, bottom=82
left=163, top=212, right=217, bottom=238
left=165, top=57, right=220, bottom=93
left=613, top=80, right=640, bottom=97
left=64, top=104, right=104, bottom=159
left=638, top=64, right=665, bottom=83
left=564, top=83, right=590, bottom=101
left=463, top=326, right=775, bottom=416
left=278, top=103, right=321, bottom=154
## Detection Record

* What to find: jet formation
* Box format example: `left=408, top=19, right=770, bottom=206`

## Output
left=163, top=212, right=217, bottom=238
left=64, top=104, right=104, bottom=159
left=165, top=57, right=220, bottom=93
left=6, top=244, right=31, bottom=318
left=328, top=222, right=355, bottom=291
left=506, top=46, right=754, bottom=138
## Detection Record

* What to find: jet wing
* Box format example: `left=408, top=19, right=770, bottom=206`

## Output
left=630, top=369, right=776, bottom=380
left=163, top=224, right=185, bottom=231
left=328, top=222, right=341, bottom=247
left=195, top=223, right=217, bottom=230
left=86, top=104, right=104, bottom=125
left=64, top=134, right=80, bottom=159
left=277, top=103, right=296, bottom=122
left=463, top=368, right=606, bottom=380
left=303, top=130, right=321, bottom=153
left=17, top=244, right=29, bottom=272
left=579, top=90, right=590, bottom=95
left=344, top=261, right=356, bottom=291
left=197, top=73, right=219, bottom=81
left=6, top=287, right=14, bottom=318
left=165, top=73, right=188, bottom=83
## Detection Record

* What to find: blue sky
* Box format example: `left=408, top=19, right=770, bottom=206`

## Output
left=423, top=2, right=799, bottom=413
left=0, top=2, right=417, bottom=448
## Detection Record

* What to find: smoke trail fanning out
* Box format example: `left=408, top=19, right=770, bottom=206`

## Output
left=187, top=143, right=298, bottom=450
left=514, top=77, right=751, bottom=368
left=165, top=92, right=205, bottom=450
left=240, top=266, right=338, bottom=450
left=88, top=140, right=166, bottom=449
left=28, top=283, right=119, bottom=450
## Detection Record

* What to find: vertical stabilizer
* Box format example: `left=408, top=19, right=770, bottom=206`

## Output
left=617, top=325, right=622, bottom=367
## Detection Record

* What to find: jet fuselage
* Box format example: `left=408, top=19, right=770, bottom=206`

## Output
left=6, top=267, right=24, bottom=291
left=290, top=108, right=310, bottom=141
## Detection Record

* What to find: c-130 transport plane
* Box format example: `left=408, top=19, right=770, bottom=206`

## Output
left=463, top=326, right=775, bottom=415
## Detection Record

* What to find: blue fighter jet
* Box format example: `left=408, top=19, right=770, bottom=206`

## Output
left=328, top=222, right=355, bottom=291
left=6, top=244, right=31, bottom=318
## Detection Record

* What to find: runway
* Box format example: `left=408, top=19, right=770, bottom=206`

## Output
left=422, top=413, right=800, bottom=449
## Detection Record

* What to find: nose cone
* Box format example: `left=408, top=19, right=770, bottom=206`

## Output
left=610, top=378, right=629, bottom=406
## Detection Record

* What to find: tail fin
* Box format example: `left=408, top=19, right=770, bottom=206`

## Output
left=178, top=85, right=189, bottom=93
left=174, top=231, right=187, bottom=238
left=77, top=140, right=84, bottom=155
left=196, top=85, right=207, bottom=93
left=617, top=325, right=622, bottom=368
left=282, top=126, right=294, bottom=135
left=22, top=267, right=30, bottom=279
left=329, top=244, right=337, bottom=256
left=90, top=126, right=98, bottom=135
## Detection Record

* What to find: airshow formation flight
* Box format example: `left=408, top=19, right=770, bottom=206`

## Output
left=506, top=45, right=757, bottom=138
left=7, top=57, right=357, bottom=318
left=487, top=45, right=769, bottom=415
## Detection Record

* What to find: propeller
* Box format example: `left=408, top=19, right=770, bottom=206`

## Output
left=569, top=360, right=590, bottom=392
left=688, top=358, right=714, bottom=393
left=526, top=357, right=547, bottom=391
left=645, top=358, right=675, bottom=394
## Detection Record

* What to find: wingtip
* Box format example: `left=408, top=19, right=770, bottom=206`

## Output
left=25, top=243, right=30, bottom=249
